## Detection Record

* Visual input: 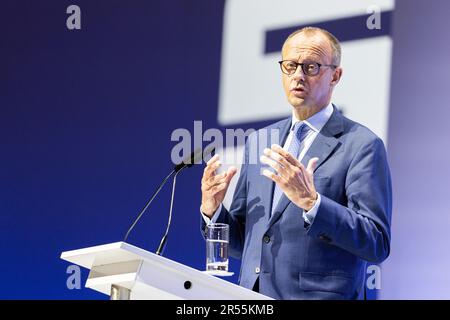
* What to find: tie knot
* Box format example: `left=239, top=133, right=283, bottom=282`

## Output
left=293, top=122, right=309, bottom=141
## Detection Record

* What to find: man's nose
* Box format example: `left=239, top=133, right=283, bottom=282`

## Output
left=292, top=65, right=306, bottom=82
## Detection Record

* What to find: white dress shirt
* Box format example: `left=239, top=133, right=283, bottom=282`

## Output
left=202, top=103, right=334, bottom=225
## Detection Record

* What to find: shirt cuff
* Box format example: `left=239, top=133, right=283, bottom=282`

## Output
left=302, top=193, right=321, bottom=225
left=201, top=203, right=223, bottom=225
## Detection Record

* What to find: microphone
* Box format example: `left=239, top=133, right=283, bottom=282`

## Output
left=155, top=145, right=215, bottom=255
left=174, top=146, right=214, bottom=173
left=122, top=146, right=215, bottom=248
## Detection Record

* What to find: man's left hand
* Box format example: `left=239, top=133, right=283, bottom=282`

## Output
left=261, top=144, right=319, bottom=211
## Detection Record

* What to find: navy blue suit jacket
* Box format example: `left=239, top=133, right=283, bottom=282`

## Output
left=202, top=106, right=392, bottom=299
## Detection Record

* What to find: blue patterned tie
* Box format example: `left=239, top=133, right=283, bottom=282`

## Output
left=271, top=121, right=309, bottom=215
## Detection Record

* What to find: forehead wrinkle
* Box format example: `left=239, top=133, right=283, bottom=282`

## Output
left=283, top=36, right=333, bottom=63
left=284, top=47, right=329, bottom=64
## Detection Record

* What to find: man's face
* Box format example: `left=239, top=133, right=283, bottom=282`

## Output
left=281, top=33, right=341, bottom=113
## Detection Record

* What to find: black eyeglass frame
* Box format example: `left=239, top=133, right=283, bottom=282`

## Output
left=278, top=60, right=337, bottom=76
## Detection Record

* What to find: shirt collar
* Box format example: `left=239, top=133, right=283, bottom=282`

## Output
left=290, top=102, right=334, bottom=133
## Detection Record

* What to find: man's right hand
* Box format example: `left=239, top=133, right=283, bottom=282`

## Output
left=201, top=154, right=237, bottom=218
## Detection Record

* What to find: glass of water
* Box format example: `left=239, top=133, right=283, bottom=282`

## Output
left=205, top=223, right=231, bottom=275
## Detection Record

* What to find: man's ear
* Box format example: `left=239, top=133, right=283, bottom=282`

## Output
left=330, top=67, right=343, bottom=87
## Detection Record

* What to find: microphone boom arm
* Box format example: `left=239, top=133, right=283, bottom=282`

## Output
left=123, top=169, right=176, bottom=242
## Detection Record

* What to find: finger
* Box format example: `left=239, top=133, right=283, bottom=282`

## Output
left=262, top=169, right=286, bottom=187
left=205, top=158, right=221, bottom=172
left=203, top=171, right=226, bottom=189
left=213, top=171, right=228, bottom=182
left=263, top=148, right=294, bottom=171
left=206, top=154, right=219, bottom=166
left=205, top=165, right=237, bottom=189
left=224, top=166, right=237, bottom=183
left=209, top=166, right=237, bottom=188
left=203, top=159, right=222, bottom=180
left=306, top=157, right=319, bottom=175
left=271, top=144, right=302, bottom=167
left=260, top=155, right=287, bottom=177
left=209, top=182, right=228, bottom=195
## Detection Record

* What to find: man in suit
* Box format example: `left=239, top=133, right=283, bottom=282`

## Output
left=200, top=27, right=392, bottom=299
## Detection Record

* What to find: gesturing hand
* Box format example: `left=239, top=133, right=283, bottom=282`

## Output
left=201, top=154, right=237, bottom=218
left=260, top=144, right=319, bottom=211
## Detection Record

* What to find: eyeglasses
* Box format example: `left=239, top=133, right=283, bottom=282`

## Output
left=278, top=60, right=337, bottom=76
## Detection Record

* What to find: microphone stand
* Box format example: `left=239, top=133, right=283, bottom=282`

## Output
left=122, top=169, right=176, bottom=243
left=122, top=146, right=214, bottom=254
left=155, top=168, right=181, bottom=255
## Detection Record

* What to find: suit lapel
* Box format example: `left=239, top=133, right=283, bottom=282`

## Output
left=258, top=118, right=292, bottom=222
left=266, top=106, right=344, bottom=229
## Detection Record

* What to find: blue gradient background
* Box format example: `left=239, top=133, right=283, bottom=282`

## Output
left=1, top=0, right=449, bottom=299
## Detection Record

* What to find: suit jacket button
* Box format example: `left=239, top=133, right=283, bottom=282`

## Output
left=263, top=235, right=270, bottom=243
left=319, top=235, right=331, bottom=242
left=255, top=267, right=260, bottom=274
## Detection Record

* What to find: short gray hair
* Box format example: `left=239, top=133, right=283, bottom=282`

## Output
left=282, top=27, right=341, bottom=66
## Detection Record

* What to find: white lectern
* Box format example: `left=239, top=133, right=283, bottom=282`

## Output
left=60, top=242, right=272, bottom=300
